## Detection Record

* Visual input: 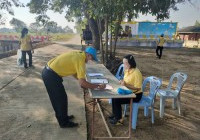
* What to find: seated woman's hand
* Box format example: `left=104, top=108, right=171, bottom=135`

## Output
left=119, top=80, right=126, bottom=86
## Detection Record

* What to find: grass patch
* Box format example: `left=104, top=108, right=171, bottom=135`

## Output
left=49, top=33, right=75, bottom=41
left=0, top=33, right=75, bottom=41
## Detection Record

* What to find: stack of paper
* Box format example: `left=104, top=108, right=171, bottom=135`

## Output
left=88, top=73, right=104, bottom=77
left=91, top=78, right=108, bottom=84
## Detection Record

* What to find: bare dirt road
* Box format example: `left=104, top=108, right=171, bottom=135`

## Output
left=0, top=35, right=87, bottom=140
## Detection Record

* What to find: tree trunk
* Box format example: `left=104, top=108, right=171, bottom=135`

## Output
left=113, top=15, right=123, bottom=57
left=105, top=16, right=109, bottom=64
left=109, top=17, right=113, bottom=58
left=88, top=18, right=100, bottom=50
left=98, top=18, right=104, bottom=63
left=113, top=21, right=120, bottom=57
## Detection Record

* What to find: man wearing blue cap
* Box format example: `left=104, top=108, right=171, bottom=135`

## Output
left=156, top=34, right=165, bottom=59
left=41, top=46, right=105, bottom=128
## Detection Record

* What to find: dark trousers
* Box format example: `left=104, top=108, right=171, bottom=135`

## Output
left=41, top=67, right=69, bottom=126
left=156, top=46, right=163, bottom=59
left=22, top=50, right=32, bottom=67
left=112, top=93, right=143, bottom=120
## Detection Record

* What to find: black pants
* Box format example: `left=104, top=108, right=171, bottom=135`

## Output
left=22, top=50, right=32, bottom=67
left=156, top=46, right=163, bottom=59
left=41, top=67, right=69, bottom=126
left=112, top=93, right=143, bottom=120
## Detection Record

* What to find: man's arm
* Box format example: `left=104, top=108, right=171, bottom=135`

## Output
left=30, top=41, right=34, bottom=53
left=79, top=78, right=106, bottom=89
left=29, top=36, right=34, bottom=53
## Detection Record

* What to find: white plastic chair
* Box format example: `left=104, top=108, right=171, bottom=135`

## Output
left=130, top=76, right=162, bottom=129
left=156, top=72, right=187, bottom=118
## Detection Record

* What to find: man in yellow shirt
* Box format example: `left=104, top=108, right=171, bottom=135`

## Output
left=156, top=34, right=165, bottom=59
left=41, top=47, right=105, bottom=128
left=109, top=54, right=143, bottom=125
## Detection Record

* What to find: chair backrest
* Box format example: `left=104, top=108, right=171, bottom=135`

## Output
left=167, top=72, right=187, bottom=94
left=115, top=64, right=124, bottom=80
left=142, top=76, right=162, bottom=105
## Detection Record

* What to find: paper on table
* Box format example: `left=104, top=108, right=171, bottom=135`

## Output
left=105, top=84, right=113, bottom=90
left=88, top=73, right=104, bottom=77
left=91, top=79, right=108, bottom=84
left=94, top=84, right=113, bottom=90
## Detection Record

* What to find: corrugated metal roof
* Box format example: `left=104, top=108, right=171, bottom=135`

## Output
left=178, top=26, right=200, bottom=33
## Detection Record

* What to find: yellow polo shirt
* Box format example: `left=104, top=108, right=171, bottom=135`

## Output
left=20, top=35, right=32, bottom=51
left=47, top=51, right=86, bottom=79
left=124, top=68, right=142, bottom=94
left=158, top=37, right=165, bottom=47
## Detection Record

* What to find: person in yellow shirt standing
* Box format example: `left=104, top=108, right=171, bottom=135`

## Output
left=41, top=47, right=106, bottom=128
left=109, top=54, right=143, bottom=125
left=19, top=28, right=34, bottom=68
left=156, top=34, right=165, bottom=59
left=127, top=27, right=132, bottom=41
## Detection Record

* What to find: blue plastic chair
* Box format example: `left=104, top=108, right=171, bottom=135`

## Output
left=156, top=72, right=187, bottom=118
left=115, top=64, right=124, bottom=80
left=129, top=76, right=162, bottom=129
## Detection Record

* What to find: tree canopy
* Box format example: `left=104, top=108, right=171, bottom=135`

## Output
left=0, top=0, right=24, bottom=25
left=9, top=18, right=26, bottom=33
left=27, top=0, right=191, bottom=63
left=194, top=20, right=200, bottom=27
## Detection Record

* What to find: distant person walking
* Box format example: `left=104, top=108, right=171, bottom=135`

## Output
left=156, top=34, right=165, bottom=59
left=19, top=28, right=34, bottom=68
left=127, top=27, right=132, bottom=41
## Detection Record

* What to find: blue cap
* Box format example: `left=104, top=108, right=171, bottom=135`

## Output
left=85, top=47, right=98, bottom=61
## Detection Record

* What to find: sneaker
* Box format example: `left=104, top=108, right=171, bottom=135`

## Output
left=109, top=118, right=123, bottom=125
left=60, top=121, right=78, bottom=128
left=108, top=115, right=115, bottom=120
left=68, top=115, right=75, bottom=120
left=29, top=65, right=35, bottom=68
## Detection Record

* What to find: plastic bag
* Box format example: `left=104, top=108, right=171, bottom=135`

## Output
left=17, top=49, right=23, bottom=66
left=117, top=88, right=132, bottom=95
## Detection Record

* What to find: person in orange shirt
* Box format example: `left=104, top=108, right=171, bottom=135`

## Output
left=41, top=47, right=106, bottom=128
left=19, top=28, right=34, bottom=68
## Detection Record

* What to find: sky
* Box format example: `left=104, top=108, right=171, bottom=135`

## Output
left=0, top=0, right=200, bottom=31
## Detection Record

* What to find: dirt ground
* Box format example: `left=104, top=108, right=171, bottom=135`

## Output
left=85, top=46, right=200, bottom=140
left=1, top=35, right=199, bottom=140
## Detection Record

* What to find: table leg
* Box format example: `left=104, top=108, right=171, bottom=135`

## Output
left=91, top=99, right=96, bottom=140
left=128, top=98, right=133, bottom=139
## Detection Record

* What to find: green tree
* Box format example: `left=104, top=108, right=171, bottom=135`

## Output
left=0, top=15, right=6, bottom=25
left=27, top=0, right=190, bottom=63
left=194, top=20, right=200, bottom=26
left=0, top=0, right=24, bottom=25
left=74, top=18, right=88, bottom=33
left=64, top=26, right=74, bottom=33
left=45, top=21, right=58, bottom=33
left=29, top=22, right=41, bottom=34
left=9, top=18, right=26, bottom=33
